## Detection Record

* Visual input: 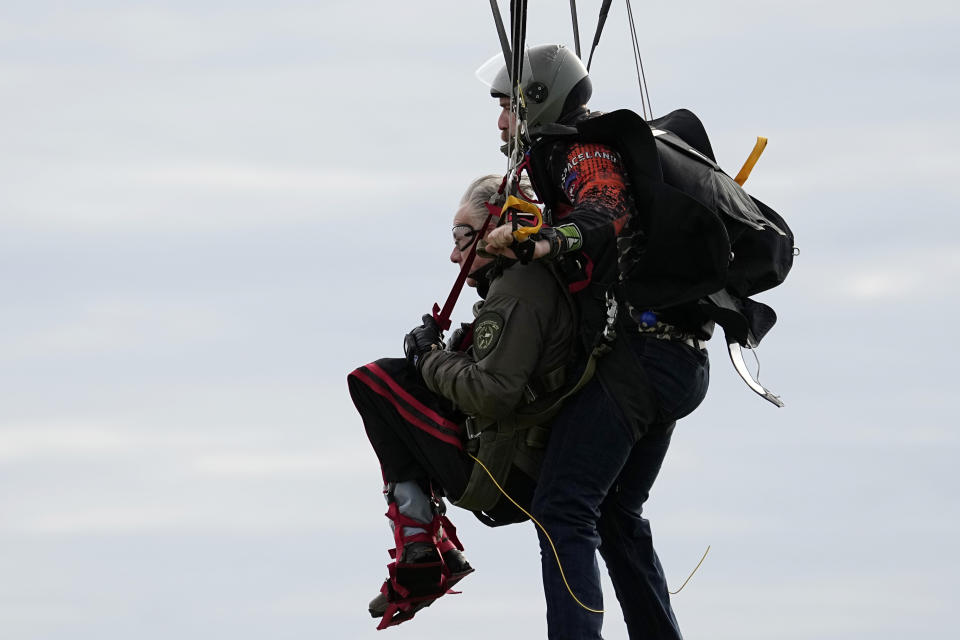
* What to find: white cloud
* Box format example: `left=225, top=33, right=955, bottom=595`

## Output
left=191, top=449, right=370, bottom=477
left=0, top=601, right=92, bottom=627
left=0, top=423, right=213, bottom=461
left=0, top=5, right=362, bottom=64
left=0, top=163, right=470, bottom=231
left=729, top=121, right=960, bottom=198
left=794, top=244, right=960, bottom=303
left=3, top=485, right=374, bottom=536
left=2, top=298, right=231, bottom=359
left=682, top=575, right=950, bottom=637
left=16, top=506, right=198, bottom=536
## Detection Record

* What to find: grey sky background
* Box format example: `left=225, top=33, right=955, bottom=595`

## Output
left=2, top=1, right=958, bottom=638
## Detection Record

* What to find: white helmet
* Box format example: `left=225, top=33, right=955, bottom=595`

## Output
left=477, top=44, right=592, bottom=129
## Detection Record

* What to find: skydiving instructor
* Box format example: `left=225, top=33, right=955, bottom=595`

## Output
left=478, top=44, right=712, bottom=640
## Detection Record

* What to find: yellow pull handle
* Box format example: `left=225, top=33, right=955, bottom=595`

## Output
left=502, top=195, right=543, bottom=241
left=733, top=136, right=768, bottom=186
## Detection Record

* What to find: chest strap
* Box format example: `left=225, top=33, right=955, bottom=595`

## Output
left=522, top=364, right=569, bottom=403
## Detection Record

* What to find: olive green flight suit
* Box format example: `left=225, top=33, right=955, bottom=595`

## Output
left=419, top=259, right=576, bottom=519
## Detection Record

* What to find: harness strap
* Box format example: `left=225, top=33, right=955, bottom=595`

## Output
left=525, top=424, right=551, bottom=449
left=522, top=364, right=565, bottom=403
left=375, top=499, right=470, bottom=629
left=386, top=501, right=439, bottom=558
left=513, top=154, right=542, bottom=204
left=432, top=206, right=498, bottom=331
left=528, top=363, right=568, bottom=397
left=517, top=349, right=598, bottom=430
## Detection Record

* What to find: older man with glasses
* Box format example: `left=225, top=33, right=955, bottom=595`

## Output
left=348, top=173, right=579, bottom=629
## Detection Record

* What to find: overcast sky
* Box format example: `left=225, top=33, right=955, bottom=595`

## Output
left=2, top=1, right=958, bottom=639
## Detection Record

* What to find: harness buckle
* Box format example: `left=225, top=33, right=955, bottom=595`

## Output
left=464, top=416, right=482, bottom=440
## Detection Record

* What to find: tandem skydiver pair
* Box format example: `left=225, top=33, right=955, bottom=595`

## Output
left=348, top=10, right=794, bottom=638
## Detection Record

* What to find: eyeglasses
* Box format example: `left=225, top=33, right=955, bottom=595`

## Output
left=452, top=224, right=480, bottom=251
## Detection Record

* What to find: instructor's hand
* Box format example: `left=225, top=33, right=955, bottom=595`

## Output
left=481, top=226, right=550, bottom=261
left=484, top=224, right=515, bottom=250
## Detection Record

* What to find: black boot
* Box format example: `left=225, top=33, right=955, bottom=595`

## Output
left=367, top=495, right=474, bottom=628
left=367, top=542, right=443, bottom=618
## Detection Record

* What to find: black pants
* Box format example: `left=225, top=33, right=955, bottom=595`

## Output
left=531, top=336, right=710, bottom=640
left=348, top=358, right=471, bottom=498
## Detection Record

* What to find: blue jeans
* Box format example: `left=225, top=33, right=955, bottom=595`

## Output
left=530, top=335, right=710, bottom=640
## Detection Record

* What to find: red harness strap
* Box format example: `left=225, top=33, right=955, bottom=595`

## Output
left=431, top=203, right=500, bottom=331
left=513, top=154, right=542, bottom=204
left=375, top=503, right=470, bottom=630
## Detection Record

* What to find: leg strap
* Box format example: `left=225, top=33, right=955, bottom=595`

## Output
left=373, top=496, right=471, bottom=629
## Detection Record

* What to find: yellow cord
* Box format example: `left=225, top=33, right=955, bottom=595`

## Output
left=468, top=453, right=712, bottom=610
left=668, top=545, right=710, bottom=595
left=468, top=452, right=604, bottom=613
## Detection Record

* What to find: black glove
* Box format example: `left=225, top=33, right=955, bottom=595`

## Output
left=446, top=322, right=473, bottom=352
left=511, top=236, right=536, bottom=264
left=404, top=314, right=444, bottom=369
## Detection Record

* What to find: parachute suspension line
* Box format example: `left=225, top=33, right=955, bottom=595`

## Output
left=507, top=0, right=529, bottom=195
left=625, top=0, right=653, bottom=119
left=585, top=0, right=613, bottom=72
left=509, top=0, right=527, bottom=98
left=467, top=452, right=604, bottom=614
left=489, top=0, right=512, bottom=76
left=569, top=0, right=582, bottom=59
left=586, top=0, right=653, bottom=118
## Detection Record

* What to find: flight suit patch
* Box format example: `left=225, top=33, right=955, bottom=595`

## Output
left=473, top=312, right=504, bottom=359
